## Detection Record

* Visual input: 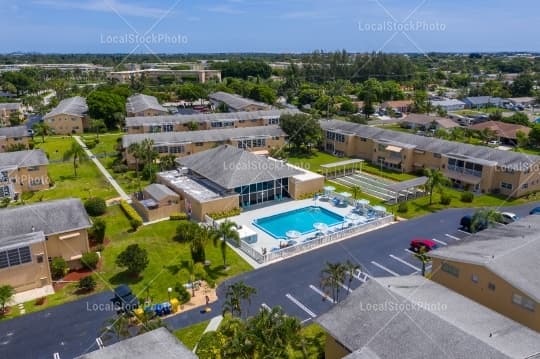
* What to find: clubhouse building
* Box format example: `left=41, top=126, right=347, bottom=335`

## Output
left=321, top=119, right=540, bottom=198
left=0, top=149, right=49, bottom=199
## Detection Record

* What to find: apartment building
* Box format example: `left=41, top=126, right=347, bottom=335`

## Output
left=430, top=215, right=540, bottom=333
left=108, top=69, right=222, bottom=84
left=126, top=94, right=168, bottom=117
left=122, top=126, right=287, bottom=168
left=0, top=126, right=30, bottom=152
left=317, top=276, right=540, bottom=359
left=209, top=91, right=271, bottom=112
left=320, top=119, right=540, bottom=198
left=43, top=96, right=88, bottom=134
left=0, top=102, right=23, bottom=126
left=125, top=109, right=298, bottom=134
left=0, top=150, right=49, bottom=199
left=0, top=198, right=92, bottom=293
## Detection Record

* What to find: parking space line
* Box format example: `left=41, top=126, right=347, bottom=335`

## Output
left=404, top=248, right=416, bottom=255
left=431, top=238, right=447, bottom=246
left=286, top=293, right=317, bottom=318
left=389, top=254, right=420, bottom=271
left=457, top=230, right=470, bottom=235
left=261, top=303, right=271, bottom=311
left=338, top=282, right=353, bottom=293
left=301, top=318, right=312, bottom=324
left=53, top=353, right=60, bottom=359
left=309, top=284, right=335, bottom=303
left=353, top=269, right=370, bottom=283
left=371, top=261, right=400, bottom=276
left=96, top=337, right=104, bottom=349
left=445, top=233, right=461, bottom=241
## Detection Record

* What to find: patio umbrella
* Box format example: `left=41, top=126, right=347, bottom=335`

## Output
left=358, top=199, right=370, bottom=205
left=323, top=185, right=336, bottom=194
left=340, top=192, right=352, bottom=198
left=313, top=222, right=329, bottom=232
left=346, top=213, right=361, bottom=221
left=372, top=205, right=387, bottom=212
left=286, top=230, right=302, bottom=239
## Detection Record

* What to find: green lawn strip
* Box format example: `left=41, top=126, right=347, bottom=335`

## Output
left=0, top=304, right=21, bottom=322
left=287, top=151, right=351, bottom=174
left=173, top=320, right=210, bottom=350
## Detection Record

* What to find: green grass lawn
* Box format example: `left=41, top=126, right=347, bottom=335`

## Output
left=174, top=320, right=210, bottom=350
left=287, top=150, right=352, bottom=174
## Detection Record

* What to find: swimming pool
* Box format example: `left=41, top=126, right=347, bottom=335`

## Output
left=253, top=206, right=344, bottom=239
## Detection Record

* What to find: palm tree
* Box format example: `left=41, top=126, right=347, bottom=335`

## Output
left=128, top=143, right=144, bottom=192
left=100, top=313, right=133, bottom=344
left=351, top=185, right=361, bottom=200
left=222, top=281, right=257, bottom=318
left=215, top=220, right=240, bottom=269
left=63, top=141, right=87, bottom=177
left=424, top=168, right=449, bottom=205
left=0, top=285, right=15, bottom=313
left=413, top=247, right=431, bottom=276
left=471, top=208, right=502, bottom=233
left=159, top=154, right=177, bottom=171
left=33, top=122, right=53, bottom=143
left=343, top=260, right=361, bottom=293
left=320, top=262, right=346, bottom=303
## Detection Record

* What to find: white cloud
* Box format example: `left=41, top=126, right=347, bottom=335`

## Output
left=206, top=5, right=244, bottom=14
left=33, top=0, right=170, bottom=19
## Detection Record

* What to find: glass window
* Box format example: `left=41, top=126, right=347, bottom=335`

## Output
left=471, top=274, right=479, bottom=283
left=441, top=262, right=459, bottom=277
left=488, top=282, right=496, bottom=291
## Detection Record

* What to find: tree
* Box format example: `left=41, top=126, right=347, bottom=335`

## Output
left=215, top=220, right=240, bottom=268
left=100, top=313, right=133, bottom=344
left=78, top=276, right=97, bottom=292
left=8, top=111, right=21, bottom=126
left=51, top=257, right=67, bottom=279
left=351, top=185, right=361, bottom=200
left=516, top=130, right=529, bottom=148
left=413, top=247, right=431, bottom=276
left=222, top=281, right=257, bottom=318
left=279, top=113, right=322, bottom=153
left=128, top=143, right=144, bottom=192
left=344, top=260, right=361, bottom=293
left=90, top=119, right=106, bottom=140
left=471, top=208, right=503, bottom=233
left=90, top=217, right=106, bottom=243
left=0, top=285, right=15, bottom=313
left=159, top=154, right=177, bottom=171
left=87, top=91, right=125, bottom=130
left=84, top=197, right=107, bottom=216
left=511, top=74, right=534, bottom=97
left=320, top=262, right=346, bottom=303
left=63, top=141, right=87, bottom=177
left=116, top=244, right=149, bottom=276
left=424, top=168, right=449, bottom=205
left=33, top=122, right=53, bottom=143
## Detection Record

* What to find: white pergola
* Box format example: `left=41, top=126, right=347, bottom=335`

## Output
left=320, top=159, right=364, bottom=178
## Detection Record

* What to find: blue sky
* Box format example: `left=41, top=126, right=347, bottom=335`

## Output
left=0, top=0, right=539, bottom=53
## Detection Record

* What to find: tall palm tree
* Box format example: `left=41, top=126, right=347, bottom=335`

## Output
left=471, top=208, right=502, bottom=233
left=413, top=247, right=431, bottom=276
left=159, top=154, right=177, bottom=171
left=128, top=143, right=144, bottom=192
left=320, top=262, right=346, bottom=303
left=215, top=220, right=240, bottom=269
left=33, top=122, right=53, bottom=143
left=63, top=141, right=87, bottom=177
left=343, top=260, right=361, bottom=293
left=222, top=281, right=257, bottom=318
left=351, top=185, right=361, bottom=200
left=424, top=168, right=449, bottom=205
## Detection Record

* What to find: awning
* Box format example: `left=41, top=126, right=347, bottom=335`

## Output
left=444, top=171, right=482, bottom=185
left=413, top=163, right=423, bottom=167
left=385, top=145, right=403, bottom=153
left=69, top=254, right=83, bottom=261
left=59, top=232, right=80, bottom=240
left=384, top=157, right=402, bottom=165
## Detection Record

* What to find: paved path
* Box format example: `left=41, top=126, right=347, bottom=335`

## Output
left=73, top=136, right=131, bottom=203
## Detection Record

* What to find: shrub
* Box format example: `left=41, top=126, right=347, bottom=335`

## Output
left=112, top=164, right=128, bottom=173
left=130, top=218, right=142, bottom=231
left=90, top=218, right=106, bottom=244
left=120, top=200, right=144, bottom=228
left=84, top=197, right=107, bottom=216
left=81, top=252, right=99, bottom=270
left=209, top=208, right=241, bottom=220
left=51, top=257, right=67, bottom=279
left=461, top=191, right=474, bottom=203
left=78, top=276, right=97, bottom=292
left=174, top=283, right=191, bottom=304
left=170, top=212, right=189, bottom=221
left=440, top=193, right=452, bottom=205
left=397, top=202, right=409, bottom=213
left=116, top=244, right=149, bottom=275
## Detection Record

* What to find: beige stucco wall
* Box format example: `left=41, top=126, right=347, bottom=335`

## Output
left=431, top=258, right=539, bottom=332
left=127, top=109, right=168, bottom=117
left=289, top=176, right=325, bottom=199
left=0, top=136, right=29, bottom=153
left=324, top=336, right=351, bottom=359
left=3, top=165, right=49, bottom=195
left=45, top=229, right=90, bottom=269
left=45, top=114, right=85, bottom=134
left=187, top=194, right=240, bottom=222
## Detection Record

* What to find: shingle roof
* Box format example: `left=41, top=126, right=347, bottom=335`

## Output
left=429, top=215, right=540, bottom=302
left=209, top=91, right=270, bottom=111
left=125, top=109, right=299, bottom=127
left=0, top=126, right=28, bottom=138
left=429, top=99, right=466, bottom=107
left=177, top=145, right=302, bottom=189
left=0, top=231, right=45, bottom=251
left=75, top=328, right=197, bottom=359
left=317, top=276, right=540, bottom=359
left=0, top=198, right=92, bottom=238
left=0, top=149, right=48, bottom=169
left=469, top=120, right=531, bottom=139
left=122, top=126, right=286, bottom=148
left=126, top=94, right=167, bottom=114
left=320, top=119, right=540, bottom=169
left=144, top=183, right=178, bottom=201
left=463, top=96, right=506, bottom=106
left=0, top=103, right=22, bottom=110
left=43, top=96, right=87, bottom=119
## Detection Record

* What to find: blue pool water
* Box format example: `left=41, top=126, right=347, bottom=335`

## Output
left=253, top=206, right=344, bottom=239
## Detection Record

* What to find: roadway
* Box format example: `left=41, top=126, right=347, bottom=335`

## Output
left=0, top=203, right=536, bottom=358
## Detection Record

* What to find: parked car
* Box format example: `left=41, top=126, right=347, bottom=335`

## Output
left=529, top=207, right=540, bottom=215
left=498, top=212, right=519, bottom=224
left=410, top=238, right=438, bottom=252
left=488, top=140, right=500, bottom=146
left=110, top=284, right=139, bottom=314
left=460, top=215, right=487, bottom=233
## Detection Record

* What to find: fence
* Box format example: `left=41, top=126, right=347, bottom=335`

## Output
left=239, top=215, right=395, bottom=264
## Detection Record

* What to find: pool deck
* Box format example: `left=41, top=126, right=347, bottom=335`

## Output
left=226, top=197, right=365, bottom=256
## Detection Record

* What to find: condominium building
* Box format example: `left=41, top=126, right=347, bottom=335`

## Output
left=320, top=119, right=540, bottom=198
left=0, top=102, right=23, bottom=126
left=121, top=126, right=287, bottom=168
left=43, top=96, right=88, bottom=134
left=126, top=94, right=168, bottom=117
left=209, top=91, right=271, bottom=112
left=108, top=69, right=221, bottom=84
left=0, top=198, right=92, bottom=293
left=0, top=149, right=49, bottom=199
left=0, top=126, right=30, bottom=152
left=125, top=109, right=298, bottom=134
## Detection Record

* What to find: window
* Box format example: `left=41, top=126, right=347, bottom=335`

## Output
left=441, top=262, right=460, bottom=277
left=0, top=171, right=8, bottom=182
left=268, top=118, right=279, bottom=125
left=327, top=131, right=346, bottom=143
left=0, top=186, right=10, bottom=198
left=30, top=178, right=42, bottom=186
left=27, top=166, right=39, bottom=172
left=360, top=137, right=367, bottom=142
left=195, top=142, right=204, bottom=147
left=154, top=145, right=168, bottom=154
left=0, top=246, right=32, bottom=268
left=513, top=293, right=536, bottom=312
left=433, top=153, right=441, bottom=158
left=512, top=294, right=522, bottom=305
left=522, top=183, right=528, bottom=189
left=501, top=182, right=513, bottom=190
left=36, top=254, right=44, bottom=263
left=488, top=282, right=496, bottom=291
left=162, top=124, right=173, bottom=132
left=169, top=146, right=184, bottom=154
left=471, top=274, right=479, bottom=283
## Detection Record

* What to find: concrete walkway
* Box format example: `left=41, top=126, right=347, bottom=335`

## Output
left=10, top=285, right=54, bottom=305
left=193, top=315, right=223, bottom=353
left=73, top=136, right=131, bottom=203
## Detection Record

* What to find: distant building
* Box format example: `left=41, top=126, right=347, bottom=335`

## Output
left=43, top=96, right=88, bottom=134
left=0, top=126, right=30, bottom=152
left=317, top=276, right=540, bottom=359
left=209, top=91, right=271, bottom=112
left=0, top=149, right=49, bottom=199
left=0, top=102, right=23, bottom=126
left=462, top=96, right=506, bottom=109
left=429, top=98, right=466, bottom=111
left=131, top=183, right=181, bottom=222
left=430, top=215, right=540, bottom=333
left=508, top=97, right=537, bottom=106
left=126, top=94, right=168, bottom=117
left=108, top=69, right=221, bottom=84
left=469, top=120, right=531, bottom=145
left=402, top=114, right=459, bottom=131
left=380, top=100, right=413, bottom=113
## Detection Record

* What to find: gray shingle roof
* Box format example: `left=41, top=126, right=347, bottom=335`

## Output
left=0, top=149, right=48, bottom=169
left=126, top=94, right=167, bottom=114
left=463, top=96, right=506, bottom=106
left=320, top=119, right=540, bottom=169
left=144, top=183, right=178, bottom=201
left=126, top=109, right=299, bottom=127
left=0, top=231, right=45, bottom=251
left=75, top=328, right=197, bottom=359
left=0, top=198, right=92, bottom=238
left=429, top=215, right=540, bottom=302
left=122, top=126, right=286, bottom=148
left=177, top=145, right=302, bottom=189
left=0, top=103, right=22, bottom=111
left=429, top=99, right=466, bottom=107
left=209, top=91, right=270, bottom=111
left=317, top=276, right=540, bottom=359
left=0, top=126, right=28, bottom=139
left=44, top=96, right=87, bottom=119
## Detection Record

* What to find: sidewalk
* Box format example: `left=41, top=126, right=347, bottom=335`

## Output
left=73, top=136, right=131, bottom=203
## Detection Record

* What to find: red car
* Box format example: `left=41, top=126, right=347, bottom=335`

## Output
left=410, top=238, right=438, bottom=252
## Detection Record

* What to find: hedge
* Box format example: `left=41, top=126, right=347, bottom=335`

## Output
left=209, top=208, right=241, bottom=220
left=120, top=200, right=143, bottom=228
left=170, top=212, right=189, bottom=221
